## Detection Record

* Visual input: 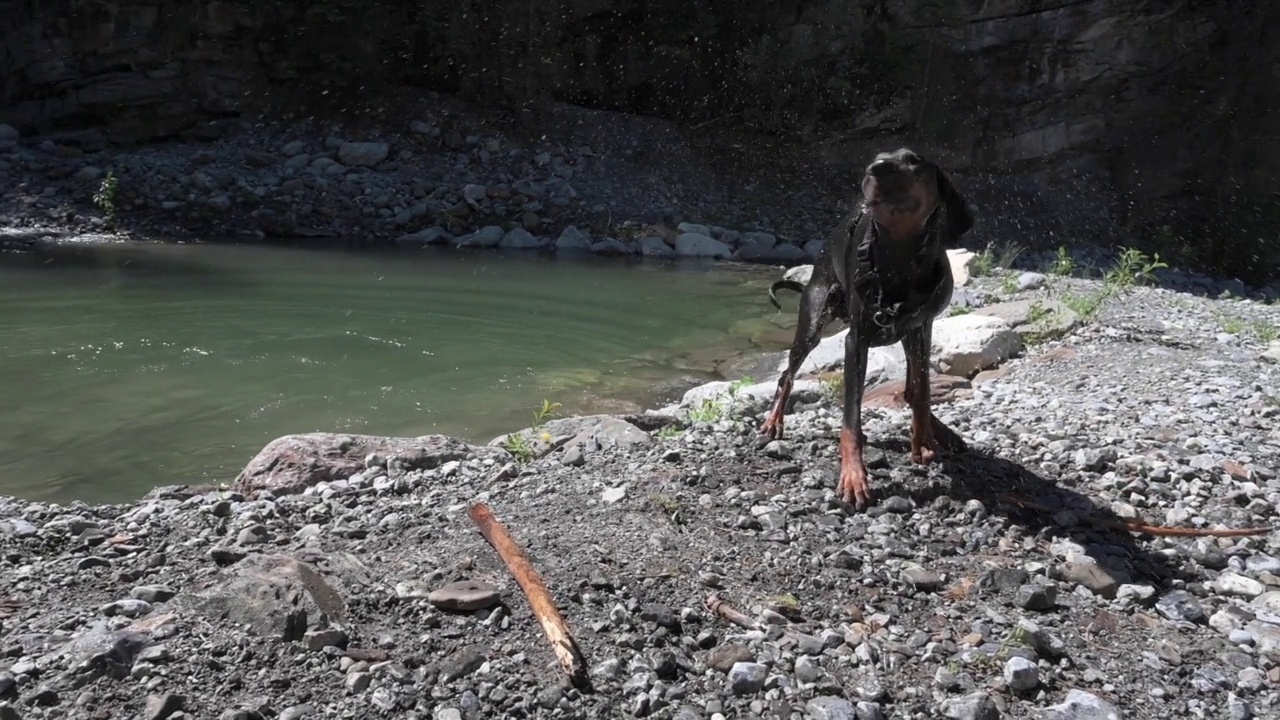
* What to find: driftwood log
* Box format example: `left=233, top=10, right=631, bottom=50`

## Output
left=467, top=502, right=590, bottom=690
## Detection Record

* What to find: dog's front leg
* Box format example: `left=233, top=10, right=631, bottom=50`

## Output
left=837, top=326, right=873, bottom=509
left=902, top=322, right=942, bottom=464
left=760, top=275, right=837, bottom=441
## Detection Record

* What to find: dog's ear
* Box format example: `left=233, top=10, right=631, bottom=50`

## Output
left=935, top=168, right=974, bottom=240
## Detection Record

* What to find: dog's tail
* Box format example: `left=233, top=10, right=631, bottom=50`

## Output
left=768, top=279, right=805, bottom=310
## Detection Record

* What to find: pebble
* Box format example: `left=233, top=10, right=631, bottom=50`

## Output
left=806, top=696, right=856, bottom=720
left=1003, top=656, right=1039, bottom=691
left=726, top=662, right=768, bottom=695
left=426, top=580, right=501, bottom=611
left=1041, top=689, right=1122, bottom=719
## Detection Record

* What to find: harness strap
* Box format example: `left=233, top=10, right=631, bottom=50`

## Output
left=851, top=206, right=945, bottom=330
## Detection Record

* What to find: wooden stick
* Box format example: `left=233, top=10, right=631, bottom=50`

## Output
left=705, top=593, right=763, bottom=631
left=467, top=502, right=590, bottom=690
left=997, top=494, right=1273, bottom=538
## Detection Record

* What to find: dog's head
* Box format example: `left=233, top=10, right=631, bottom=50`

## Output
left=860, top=148, right=973, bottom=242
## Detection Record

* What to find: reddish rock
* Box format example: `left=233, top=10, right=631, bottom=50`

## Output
left=861, top=375, right=972, bottom=410
left=233, top=433, right=487, bottom=495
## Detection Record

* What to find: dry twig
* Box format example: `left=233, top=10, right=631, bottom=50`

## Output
left=705, top=593, right=763, bottom=631
left=467, top=502, right=590, bottom=690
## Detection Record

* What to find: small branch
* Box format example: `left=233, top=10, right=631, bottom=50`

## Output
left=467, top=502, right=591, bottom=690
left=705, top=593, right=762, bottom=631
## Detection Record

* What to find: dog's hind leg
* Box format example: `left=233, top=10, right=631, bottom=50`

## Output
left=902, top=322, right=940, bottom=464
left=902, top=320, right=967, bottom=461
left=759, top=273, right=839, bottom=440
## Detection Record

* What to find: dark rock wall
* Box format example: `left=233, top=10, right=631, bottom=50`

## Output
left=2, top=0, right=1277, bottom=267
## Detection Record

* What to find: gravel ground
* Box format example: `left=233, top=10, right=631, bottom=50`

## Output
left=2, top=273, right=1279, bottom=720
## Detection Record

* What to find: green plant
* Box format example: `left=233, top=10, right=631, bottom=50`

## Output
left=819, top=374, right=843, bottom=403
left=1222, top=317, right=1247, bottom=336
left=949, top=306, right=972, bottom=316
left=1001, top=272, right=1020, bottom=295
left=647, top=493, right=685, bottom=524
left=531, top=398, right=561, bottom=428
left=995, top=241, right=1026, bottom=271
left=687, top=397, right=725, bottom=424
left=727, top=376, right=756, bottom=396
left=1062, top=290, right=1107, bottom=321
left=970, top=248, right=995, bottom=278
left=1028, top=300, right=1049, bottom=324
left=971, top=240, right=1025, bottom=279
left=93, top=171, right=119, bottom=222
left=1255, top=322, right=1279, bottom=343
left=1049, top=246, right=1076, bottom=276
left=657, top=424, right=683, bottom=440
left=502, top=432, right=537, bottom=463
left=1104, top=247, right=1167, bottom=290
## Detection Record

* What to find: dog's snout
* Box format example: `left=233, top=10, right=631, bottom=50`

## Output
left=867, top=160, right=897, bottom=178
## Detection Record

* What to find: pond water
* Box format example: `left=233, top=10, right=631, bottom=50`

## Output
left=0, top=241, right=792, bottom=505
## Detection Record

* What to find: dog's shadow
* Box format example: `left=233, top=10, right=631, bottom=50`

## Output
left=860, top=435, right=1199, bottom=587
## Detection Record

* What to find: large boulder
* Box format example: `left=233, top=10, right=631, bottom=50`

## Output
left=674, top=232, right=732, bottom=259
left=171, top=553, right=365, bottom=642
left=233, top=433, right=483, bottom=495
left=931, top=314, right=1024, bottom=377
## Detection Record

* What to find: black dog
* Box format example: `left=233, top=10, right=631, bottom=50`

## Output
left=760, top=148, right=974, bottom=509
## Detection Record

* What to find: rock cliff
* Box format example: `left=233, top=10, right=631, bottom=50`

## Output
left=2, top=0, right=1277, bottom=275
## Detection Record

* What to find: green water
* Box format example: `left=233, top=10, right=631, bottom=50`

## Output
left=0, top=241, right=788, bottom=505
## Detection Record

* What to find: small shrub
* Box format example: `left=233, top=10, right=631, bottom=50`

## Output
left=1048, top=246, right=1076, bottom=276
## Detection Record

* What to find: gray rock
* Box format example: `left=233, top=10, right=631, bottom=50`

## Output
left=1155, top=589, right=1207, bottom=624
left=939, top=691, right=999, bottom=719
left=143, top=693, right=185, bottom=720
left=130, top=585, right=177, bottom=604
left=171, top=553, right=355, bottom=641
left=1017, top=272, right=1047, bottom=290
left=499, top=227, right=543, bottom=249
left=1003, top=656, right=1039, bottom=690
left=100, top=599, right=152, bottom=618
left=590, top=238, right=634, bottom=255
left=1041, top=689, right=1121, bottom=719
left=601, top=486, right=627, bottom=504
left=674, top=232, right=731, bottom=258
left=639, top=236, right=675, bottom=257
left=1211, top=571, right=1266, bottom=599
left=337, top=142, right=389, bottom=167
left=726, top=661, right=768, bottom=695
left=555, top=225, right=592, bottom=251
left=707, top=644, right=754, bottom=673
left=395, top=226, right=451, bottom=247
left=455, top=225, right=504, bottom=247
left=427, top=580, right=501, bottom=611
left=806, top=696, right=856, bottom=720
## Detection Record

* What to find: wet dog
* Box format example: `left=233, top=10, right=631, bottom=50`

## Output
left=760, top=148, right=974, bottom=509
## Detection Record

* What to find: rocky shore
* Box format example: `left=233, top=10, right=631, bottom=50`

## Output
left=3, top=264, right=1279, bottom=720
left=0, top=97, right=844, bottom=264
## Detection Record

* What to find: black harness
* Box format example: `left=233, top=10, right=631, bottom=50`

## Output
left=849, top=205, right=947, bottom=333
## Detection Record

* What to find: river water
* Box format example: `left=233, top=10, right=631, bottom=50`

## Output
left=0, top=241, right=791, bottom=504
